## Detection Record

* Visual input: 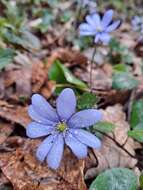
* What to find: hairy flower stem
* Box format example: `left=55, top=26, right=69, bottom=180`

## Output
left=95, top=129, right=136, bottom=159
left=89, top=46, right=96, bottom=92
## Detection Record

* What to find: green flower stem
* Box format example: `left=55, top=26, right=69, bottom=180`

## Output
left=89, top=46, right=96, bottom=91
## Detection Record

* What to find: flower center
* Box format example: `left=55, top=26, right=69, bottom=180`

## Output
left=56, top=122, right=67, bottom=132
left=96, top=26, right=103, bottom=32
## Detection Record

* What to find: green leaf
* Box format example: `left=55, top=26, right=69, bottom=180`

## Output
left=109, top=38, right=134, bottom=65
left=47, top=0, right=58, bottom=7
left=73, top=36, right=93, bottom=50
left=89, top=168, right=137, bottom=190
left=3, top=30, right=41, bottom=51
left=112, top=72, right=139, bottom=90
left=48, top=60, right=87, bottom=90
left=77, top=92, right=98, bottom=110
left=60, top=11, right=73, bottom=23
left=0, top=48, right=15, bottom=70
left=93, top=122, right=117, bottom=134
left=37, top=10, right=54, bottom=33
left=130, top=99, right=143, bottom=129
left=139, top=173, right=143, bottom=189
left=128, top=124, right=143, bottom=142
left=122, top=53, right=134, bottom=64
left=113, top=64, right=130, bottom=72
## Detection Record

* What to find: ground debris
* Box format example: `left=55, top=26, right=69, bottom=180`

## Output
left=0, top=122, right=14, bottom=145
left=0, top=138, right=87, bottom=190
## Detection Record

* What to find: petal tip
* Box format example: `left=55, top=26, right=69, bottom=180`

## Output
left=106, top=9, right=114, bottom=14
left=36, top=150, right=45, bottom=162
left=47, top=159, right=60, bottom=170
left=61, top=88, right=74, bottom=94
left=94, top=138, right=102, bottom=149
left=31, top=94, right=43, bottom=103
left=26, top=123, right=33, bottom=138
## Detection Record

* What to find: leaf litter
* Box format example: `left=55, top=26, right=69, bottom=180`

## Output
left=0, top=1, right=143, bottom=189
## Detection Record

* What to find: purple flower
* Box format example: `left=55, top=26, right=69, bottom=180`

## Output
left=79, top=9, right=121, bottom=44
left=26, top=88, right=102, bottom=169
left=132, top=16, right=143, bottom=34
left=82, top=0, right=90, bottom=6
left=132, top=16, right=141, bottom=31
left=131, top=16, right=143, bottom=42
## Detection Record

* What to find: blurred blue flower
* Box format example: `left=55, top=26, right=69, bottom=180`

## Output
left=79, top=9, right=121, bottom=44
left=132, top=16, right=143, bottom=33
left=131, top=16, right=143, bottom=42
left=26, top=88, right=102, bottom=170
left=82, top=0, right=90, bottom=6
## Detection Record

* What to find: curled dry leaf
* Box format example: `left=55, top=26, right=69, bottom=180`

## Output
left=3, top=65, right=32, bottom=100
left=0, top=138, right=87, bottom=190
left=2, top=58, right=49, bottom=100
left=0, top=101, right=31, bottom=128
left=85, top=104, right=137, bottom=180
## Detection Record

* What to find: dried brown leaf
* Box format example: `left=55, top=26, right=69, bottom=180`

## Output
left=75, top=67, right=112, bottom=90
left=40, top=81, right=56, bottom=99
left=47, top=48, right=88, bottom=69
left=0, top=138, right=87, bottom=190
left=0, top=122, right=14, bottom=145
left=0, top=101, right=31, bottom=128
left=0, top=74, right=5, bottom=99
left=0, top=172, right=11, bottom=186
left=85, top=105, right=137, bottom=179
left=32, top=60, right=47, bottom=93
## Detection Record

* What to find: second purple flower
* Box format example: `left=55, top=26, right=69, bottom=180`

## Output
left=79, top=9, right=121, bottom=44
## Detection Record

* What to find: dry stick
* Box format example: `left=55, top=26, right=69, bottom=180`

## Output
left=89, top=47, right=96, bottom=92
left=95, top=129, right=137, bottom=159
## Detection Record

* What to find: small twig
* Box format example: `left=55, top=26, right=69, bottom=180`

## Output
left=127, top=89, right=136, bottom=121
left=90, top=148, right=99, bottom=167
left=95, top=129, right=136, bottom=159
left=89, top=47, right=96, bottom=92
